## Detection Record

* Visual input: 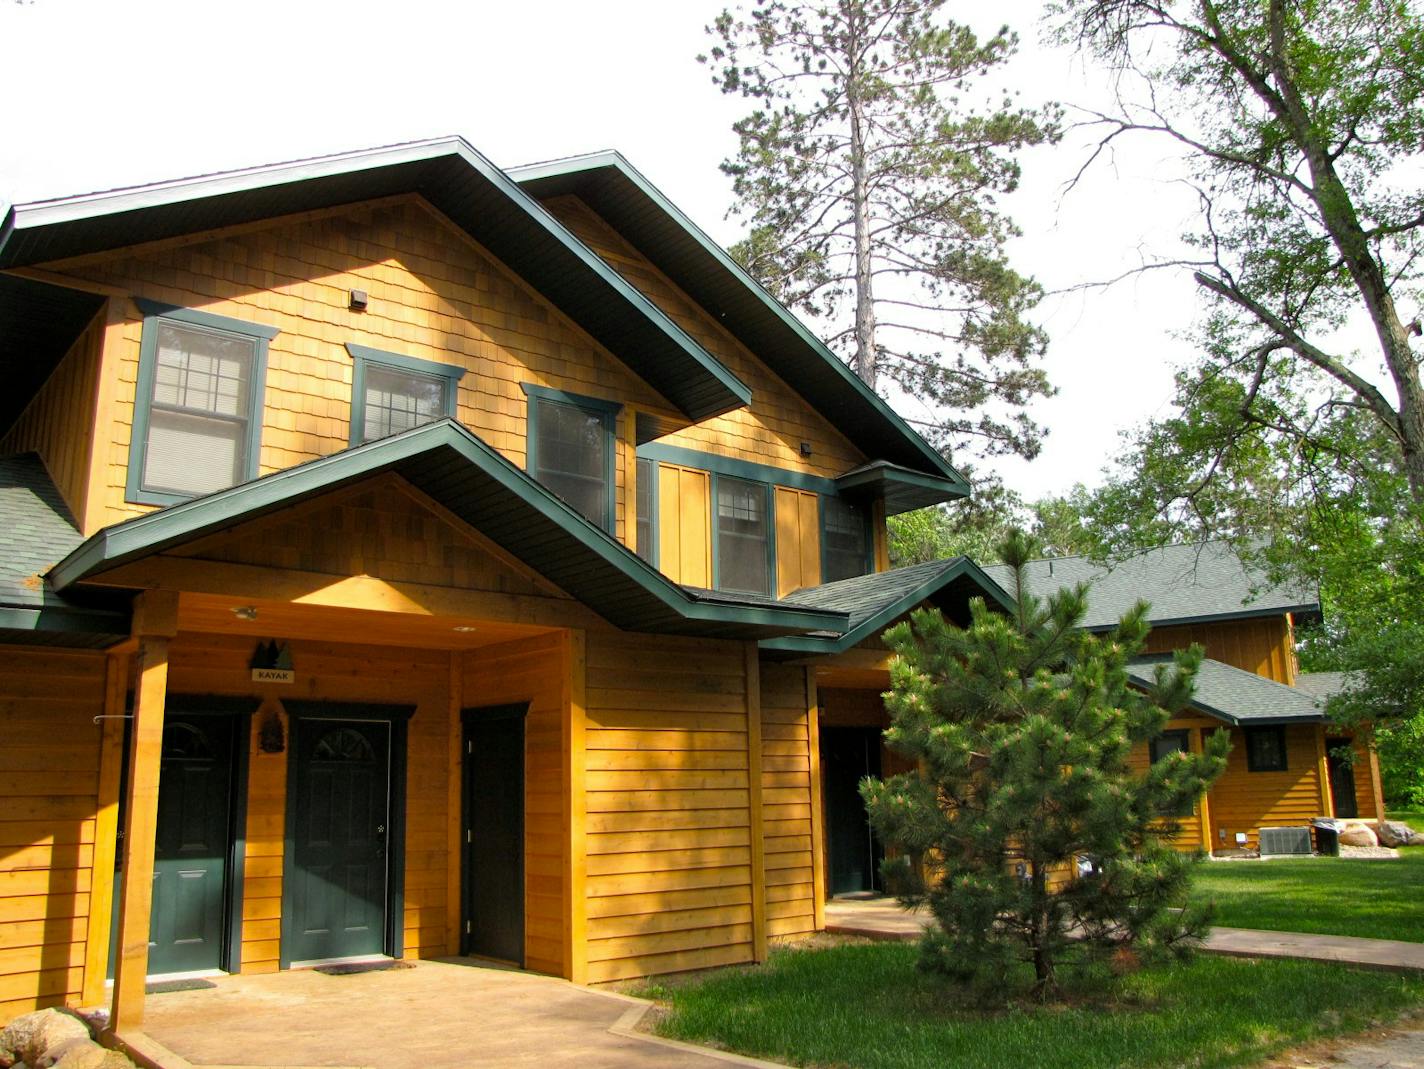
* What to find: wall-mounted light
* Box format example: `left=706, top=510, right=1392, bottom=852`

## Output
left=232, top=606, right=258, bottom=621
left=452, top=625, right=478, bottom=633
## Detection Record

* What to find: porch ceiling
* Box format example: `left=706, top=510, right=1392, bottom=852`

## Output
left=51, top=420, right=850, bottom=641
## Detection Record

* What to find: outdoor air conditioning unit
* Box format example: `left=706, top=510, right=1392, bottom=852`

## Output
left=1258, top=826, right=1313, bottom=856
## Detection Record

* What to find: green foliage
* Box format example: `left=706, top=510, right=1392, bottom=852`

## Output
left=702, top=0, right=1058, bottom=461
left=887, top=484, right=1103, bottom=566
left=863, top=530, right=1229, bottom=999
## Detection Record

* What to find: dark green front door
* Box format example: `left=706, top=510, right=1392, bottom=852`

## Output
left=463, top=705, right=525, bottom=964
left=1327, top=739, right=1359, bottom=819
left=287, top=719, right=391, bottom=963
left=822, top=726, right=884, bottom=896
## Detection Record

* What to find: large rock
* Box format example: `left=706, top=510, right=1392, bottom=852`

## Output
left=46, top=1040, right=130, bottom=1069
left=1374, top=820, right=1422, bottom=847
left=0, top=1012, right=90, bottom=1069
left=1339, top=823, right=1380, bottom=847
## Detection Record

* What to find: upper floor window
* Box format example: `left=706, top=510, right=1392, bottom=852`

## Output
left=127, top=300, right=277, bottom=506
left=347, top=344, right=465, bottom=445
left=822, top=496, right=870, bottom=582
left=522, top=385, right=620, bottom=532
left=715, top=475, right=771, bottom=596
left=1149, top=728, right=1190, bottom=765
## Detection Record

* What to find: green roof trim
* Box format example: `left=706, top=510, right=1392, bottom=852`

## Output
left=1, top=137, right=752, bottom=425
left=835, top=459, right=970, bottom=514
left=510, top=151, right=970, bottom=488
left=51, top=419, right=849, bottom=640
left=637, top=442, right=840, bottom=496
left=759, top=556, right=1015, bottom=656
left=0, top=605, right=129, bottom=639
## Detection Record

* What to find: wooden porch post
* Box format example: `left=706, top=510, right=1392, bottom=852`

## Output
left=745, top=644, right=768, bottom=962
left=108, top=591, right=178, bottom=1035
left=1314, top=724, right=1336, bottom=818
left=805, top=668, right=826, bottom=930
left=80, top=652, right=130, bottom=1006
left=1190, top=728, right=1214, bottom=855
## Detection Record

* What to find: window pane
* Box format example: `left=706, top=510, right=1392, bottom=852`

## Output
left=535, top=399, right=609, bottom=529
left=144, top=408, right=245, bottom=496
left=362, top=364, right=448, bottom=442
left=154, top=323, right=252, bottom=416
left=717, top=476, right=769, bottom=595
left=1247, top=727, right=1287, bottom=771
left=1149, top=730, right=1189, bottom=764
left=823, top=497, right=869, bottom=581
left=635, top=458, right=654, bottom=561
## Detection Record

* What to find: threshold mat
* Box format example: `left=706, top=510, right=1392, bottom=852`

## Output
left=313, top=960, right=413, bottom=976
left=146, top=978, right=218, bottom=994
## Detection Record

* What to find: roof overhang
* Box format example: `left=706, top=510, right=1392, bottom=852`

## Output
left=0, top=604, right=130, bottom=649
left=510, top=152, right=970, bottom=491
left=759, top=556, right=1014, bottom=658
left=0, top=138, right=751, bottom=428
left=1084, top=604, right=1322, bottom=633
left=835, top=460, right=970, bottom=515
left=51, top=419, right=848, bottom=641
left=0, top=273, right=106, bottom=433
left=1124, top=657, right=1327, bottom=726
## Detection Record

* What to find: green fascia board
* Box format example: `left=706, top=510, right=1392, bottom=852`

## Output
left=835, top=460, right=970, bottom=513
left=49, top=419, right=848, bottom=637
left=0, top=138, right=751, bottom=423
left=0, top=605, right=129, bottom=639
left=509, top=151, right=970, bottom=488
left=1082, top=605, right=1322, bottom=633
left=759, top=556, right=1016, bottom=656
left=637, top=442, right=841, bottom=496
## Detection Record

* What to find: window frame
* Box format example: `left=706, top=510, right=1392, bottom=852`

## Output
left=1149, top=728, right=1191, bottom=765
left=819, top=494, right=874, bottom=582
left=126, top=299, right=278, bottom=507
left=711, top=472, right=776, bottom=597
left=1245, top=726, right=1289, bottom=772
left=346, top=343, right=465, bottom=447
left=635, top=456, right=659, bottom=566
left=521, top=384, right=621, bottom=533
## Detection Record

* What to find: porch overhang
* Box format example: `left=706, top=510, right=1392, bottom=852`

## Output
left=50, top=420, right=849, bottom=641
left=834, top=459, right=970, bottom=515
left=0, top=137, right=751, bottom=429
left=758, top=556, right=1014, bottom=658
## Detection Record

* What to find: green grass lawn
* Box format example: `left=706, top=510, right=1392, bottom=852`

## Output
left=639, top=942, right=1424, bottom=1069
left=1192, top=847, right=1424, bottom=942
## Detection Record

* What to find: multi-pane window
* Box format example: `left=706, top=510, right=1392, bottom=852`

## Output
left=530, top=394, right=614, bottom=531
left=128, top=304, right=276, bottom=504
left=635, top=457, right=656, bottom=562
left=347, top=344, right=464, bottom=446
left=822, top=496, right=870, bottom=581
left=1245, top=726, right=1288, bottom=772
left=716, top=476, right=770, bottom=595
left=1149, top=729, right=1190, bottom=765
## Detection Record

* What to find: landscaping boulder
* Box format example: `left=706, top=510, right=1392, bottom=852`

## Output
left=1338, top=823, right=1380, bottom=847
left=45, top=1040, right=130, bottom=1069
left=0, top=1011, right=89, bottom=1069
left=1374, top=821, right=1422, bottom=847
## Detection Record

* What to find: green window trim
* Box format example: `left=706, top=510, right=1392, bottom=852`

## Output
left=346, top=343, right=466, bottom=447
left=819, top=494, right=873, bottom=583
left=711, top=472, right=776, bottom=597
left=126, top=299, right=278, bottom=508
left=521, top=383, right=621, bottom=533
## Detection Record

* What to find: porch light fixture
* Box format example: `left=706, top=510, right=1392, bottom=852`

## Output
left=232, top=605, right=258, bottom=621
left=452, top=625, right=478, bottom=633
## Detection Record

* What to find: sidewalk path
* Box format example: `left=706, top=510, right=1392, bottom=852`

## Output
left=825, top=899, right=1424, bottom=973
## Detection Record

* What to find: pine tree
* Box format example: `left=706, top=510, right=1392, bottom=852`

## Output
left=862, top=530, right=1230, bottom=999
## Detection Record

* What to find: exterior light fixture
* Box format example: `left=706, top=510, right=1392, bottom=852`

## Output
left=452, top=625, right=478, bottom=633
left=232, top=606, right=258, bottom=621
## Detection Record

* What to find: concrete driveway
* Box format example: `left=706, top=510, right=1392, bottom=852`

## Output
left=130, top=958, right=782, bottom=1069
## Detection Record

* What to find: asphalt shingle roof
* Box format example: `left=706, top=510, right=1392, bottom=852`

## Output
left=785, top=557, right=974, bottom=628
left=1292, top=671, right=1356, bottom=703
left=983, top=542, right=1316, bottom=631
left=1126, top=654, right=1326, bottom=725
left=0, top=453, right=85, bottom=609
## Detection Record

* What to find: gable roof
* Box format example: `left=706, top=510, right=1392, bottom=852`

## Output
left=1126, top=654, right=1326, bottom=725
left=49, top=419, right=849, bottom=641
left=509, top=151, right=970, bottom=497
left=1293, top=671, right=1357, bottom=703
left=0, top=137, right=750, bottom=433
left=982, top=542, right=1318, bottom=631
left=0, top=454, right=129, bottom=646
left=758, top=556, right=1014, bottom=657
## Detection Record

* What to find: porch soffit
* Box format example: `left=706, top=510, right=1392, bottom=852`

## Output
left=51, top=419, right=850, bottom=641
left=0, top=137, right=751, bottom=431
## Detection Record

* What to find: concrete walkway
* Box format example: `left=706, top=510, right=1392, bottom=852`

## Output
left=826, top=898, right=1424, bottom=973
left=122, top=958, right=787, bottom=1069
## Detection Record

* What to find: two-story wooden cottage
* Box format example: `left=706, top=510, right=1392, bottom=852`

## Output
left=0, top=139, right=1018, bottom=1034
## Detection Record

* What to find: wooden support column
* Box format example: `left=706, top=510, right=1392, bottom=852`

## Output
left=1366, top=744, right=1387, bottom=821
left=564, top=630, right=588, bottom=984
left=622, top=406, right=638, bottom=551
left=805, top=667, right=827, bottom=930
left=871, top=500, right=890, bottom=573
left=1190, top=728, right=1214, bottom=855
left=445, top=651, right=464, bottom=955
left=81, top=652, right=129, bottom=1006
left=745, top=644, right=768, bottom=962
left=1314, top=724, right=1336, bottom=818
left=108, top=591, right=178, bottom=1036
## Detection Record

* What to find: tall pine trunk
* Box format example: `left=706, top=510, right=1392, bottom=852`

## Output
left=846, top=10, right=877, bottom=389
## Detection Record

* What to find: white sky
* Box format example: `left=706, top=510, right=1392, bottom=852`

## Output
left=0, top=0, right=1208, bottom=500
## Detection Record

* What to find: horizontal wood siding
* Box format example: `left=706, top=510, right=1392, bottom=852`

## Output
left=583, top=632, right=755, bottom=982
left=462, top=633, right=569, bottom=978
left=48, top=197, right=676, bottom=534
left=1126, top=723, right=1213, bottom=852
left=1145, top=616, right=1296, bottom=684
left=163, top=632, right=452, bottom=973
left=0, top=308, right=104, bottom=523
left=1208, top=724, right=1324, bottom=850
left=758, top=662, right=816, bottom=941
left=540, top=196, right=866, bottom=479
left=0, top=648, right=106, bottom=1024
